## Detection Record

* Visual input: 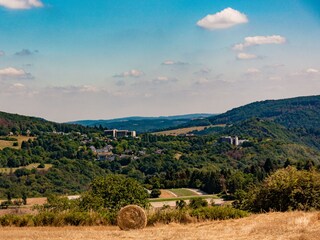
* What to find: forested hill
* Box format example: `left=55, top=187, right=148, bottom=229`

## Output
left=0, top=111, right=88, bottom=136
left=70, top=114, right=214, bottom=133
left=200, top=95, right=320, bottom=150
left=208, top=95, right=320, bottom=129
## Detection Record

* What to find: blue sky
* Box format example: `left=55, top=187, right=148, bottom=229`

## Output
left=0, top=0, right=319, bottom=122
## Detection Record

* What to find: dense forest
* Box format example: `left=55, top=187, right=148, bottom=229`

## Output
left=1, top=95, right=320, bottom=200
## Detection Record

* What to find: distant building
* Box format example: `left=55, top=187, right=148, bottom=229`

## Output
left=220, top=136, right=244, bottom=146
left=104, top=129, right=136, bottom=138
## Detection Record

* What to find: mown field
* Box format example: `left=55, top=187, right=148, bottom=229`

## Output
left=168, top=188, right=199, bottom=197
left=0, top=211, right=319, bottom=240
left=0, top=163, right=52, bottom=174
left=0, top=136, right=35, bottom=150
left=153, top=125, right=225, bottom=136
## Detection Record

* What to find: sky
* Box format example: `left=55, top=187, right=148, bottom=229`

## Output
left=0, top=0, right=320, bottom=122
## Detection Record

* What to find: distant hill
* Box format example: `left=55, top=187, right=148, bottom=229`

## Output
left=70, top=114, right=215, bottom=133
left=208, top=95, right=320, bottom=128
left=0, top=111, right=87, bottom=136
left=198, top=95, right=320, bottom=149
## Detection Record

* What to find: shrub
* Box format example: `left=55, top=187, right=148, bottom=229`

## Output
left=147, top=206, right=249, bottom=225
left=150, top=189, right=161, bottom=198
left=189, top=197, right=208, bottom=209
left=190, top=206, right=249, bottom=220
left=176, top=200, right=187, bottom=210
left=147, top=209, right=193, bottom=225
left=236, top=167, right=320, bottom=212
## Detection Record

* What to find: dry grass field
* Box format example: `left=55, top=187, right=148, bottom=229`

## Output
left=153, top=124, right=226, bottom=136
left=0, top=135, right=35, bottom=150
left=152, top=126, right=206, bottom=136
left=0, top=211, right=319, bottom=240
left=0, top=163, right=52, bottom=174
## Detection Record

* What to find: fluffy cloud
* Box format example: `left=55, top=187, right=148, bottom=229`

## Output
left=0, top=67, right=32, bottom=79
left=161, top=60, right=188, bottom=66
left=246, top=68, right=261, bottom=74
left=306, top=68, right=319, bottom=74
left=153, top=76, right=178, bottom=84
left=197, top=7, right=248, bottom=30
left=12, top=83, right=25, bottom=88
left=0, top=0, right=43, bottom=9
left=237, top=52, right=257, bottom=60
left=113, top=69, right=144, bottom=78
left=233, top=35, right=286, bottom=51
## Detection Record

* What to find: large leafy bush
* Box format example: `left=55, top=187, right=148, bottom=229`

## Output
left=236, top=167, right=320, bottom=212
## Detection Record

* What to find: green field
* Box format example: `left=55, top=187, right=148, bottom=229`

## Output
left=0, top=163, right=53, bottom=174
left=169, top=188, right=199, bottom=197
left=149, top=195, right=219, bottom=202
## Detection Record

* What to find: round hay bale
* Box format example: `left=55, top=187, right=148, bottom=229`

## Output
left=117, top=205, right=147, bottom=230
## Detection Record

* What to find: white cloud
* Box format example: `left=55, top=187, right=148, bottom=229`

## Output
left=237, top=52, right=257, bottom=60
left=113, top=69, right=144, bottom=78
left=233, top=35, right=286, bottom=51
left=79, top=85, right=99, bottom=93
left=153, top=76, right=178, bottom=84
left=306, top=68, right=319, bottom=74
left=45, top=85, right=104, bottom=94
left=0, top=0, right=43, bottom=9
left=0, top=67, right=31, bottom=79
left=13, top=83, right=25, bottom=88
left=197, top=7, right=248, bottom=30
left=161, top=60, right=188, bottom=66
left=246, top=68, right=261, bottom=74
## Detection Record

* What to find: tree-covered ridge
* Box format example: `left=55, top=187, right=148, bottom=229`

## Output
left=196, top=95, right=320, bottom=150
left=208, top=95, right=320, bottom=128
left=0, top=111, right=93, bottom=136
left=71, top=114, right=214, bottom=133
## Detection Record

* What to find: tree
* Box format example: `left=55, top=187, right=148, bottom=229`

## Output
left=81, top=174, right=149, bottom=212
left=150, top=189, right=161, bottom=198
left=236, top=167, right=320, bottom=212
left=263, top=158, right=274, bottom=174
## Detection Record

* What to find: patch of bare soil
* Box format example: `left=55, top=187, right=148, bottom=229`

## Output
left=159, top=190, right=177, bottom=198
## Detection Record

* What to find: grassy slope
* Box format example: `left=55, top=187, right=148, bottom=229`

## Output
left=0, top=136, right=35, bottom=150
left=0, top=211, right=319, bottom=240
left=0, top=163, right=52, bottom=174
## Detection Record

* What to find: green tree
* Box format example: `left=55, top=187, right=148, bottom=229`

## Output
left=81, top=174, right=149, bottom=212
left=150, top=189, right=161, bottom=198
left=236, top=167, right=320, bottom=212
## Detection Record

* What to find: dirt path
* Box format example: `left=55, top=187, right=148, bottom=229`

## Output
left=0, top=212, right=319, bottom=240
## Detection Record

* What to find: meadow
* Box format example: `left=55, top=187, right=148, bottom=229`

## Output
left=0, top=135, right=35, bottom=150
